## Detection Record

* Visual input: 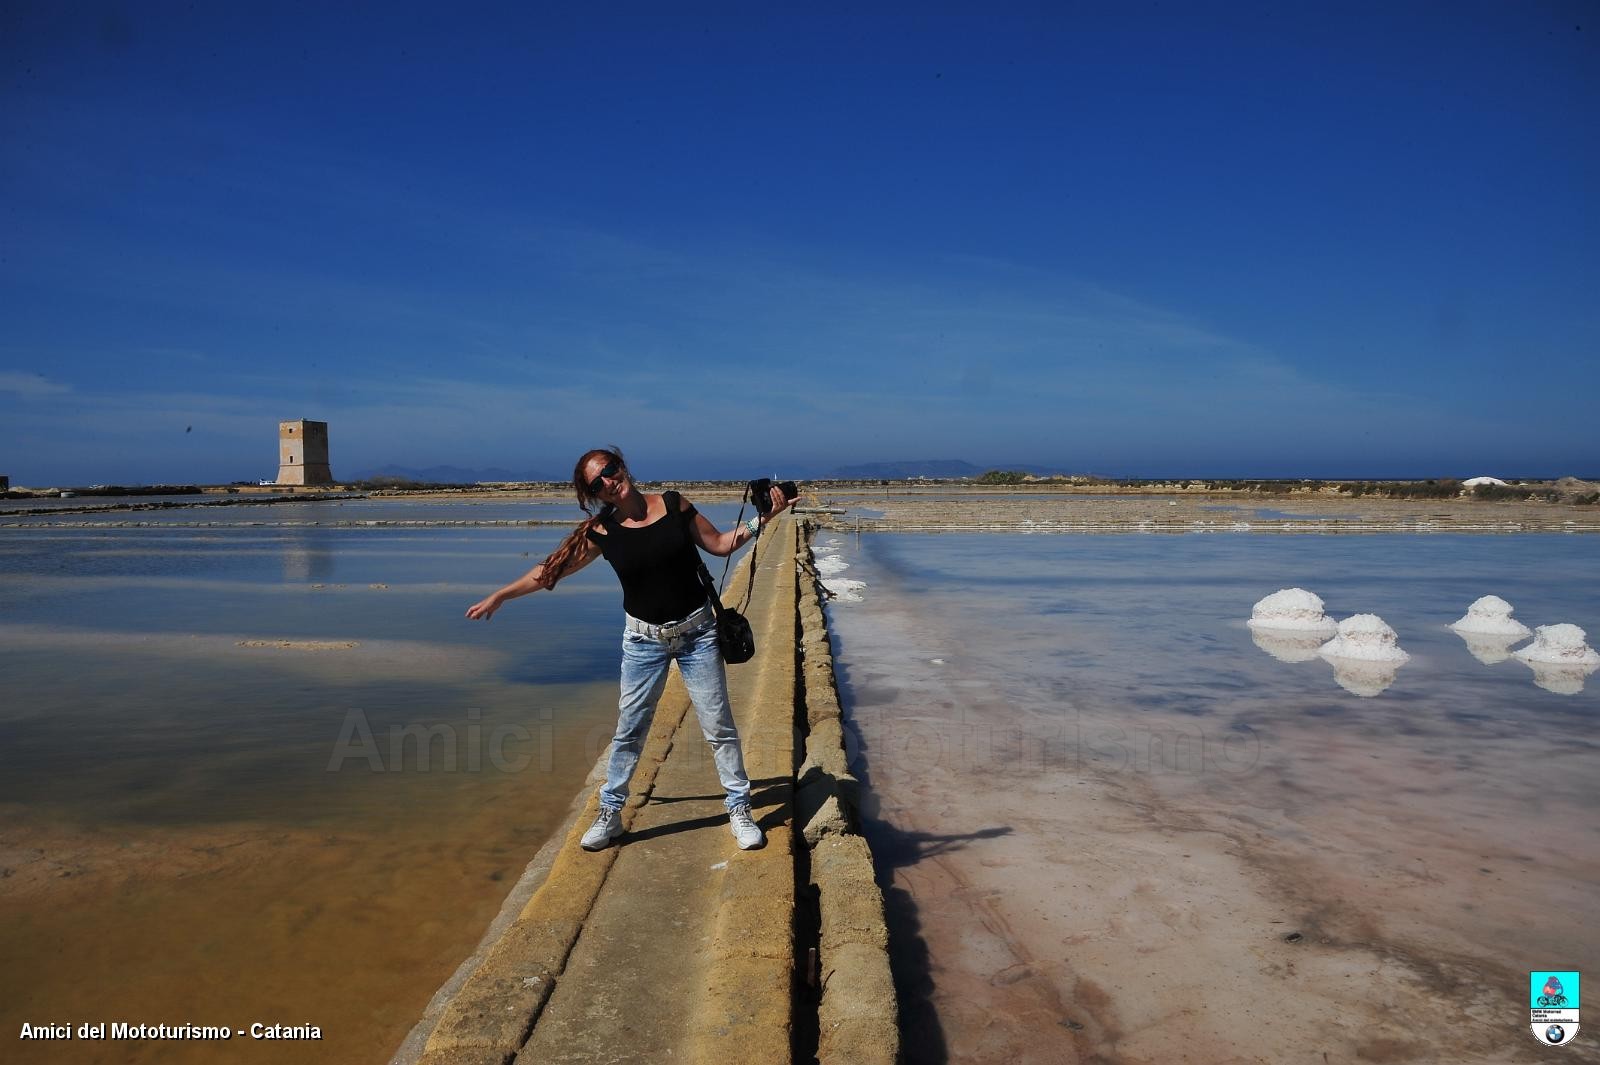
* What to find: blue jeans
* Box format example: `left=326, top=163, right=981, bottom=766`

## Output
left=599, top=613, right=752, bottom=812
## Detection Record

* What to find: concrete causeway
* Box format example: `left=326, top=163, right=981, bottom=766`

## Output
left=392, top=515, right=896, bottom=1065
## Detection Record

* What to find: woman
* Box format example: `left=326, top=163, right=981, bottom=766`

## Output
left=466, top=448, right=794, bottom=851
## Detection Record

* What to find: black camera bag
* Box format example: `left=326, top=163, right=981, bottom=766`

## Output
left=705, top=587, right=755, bottom=664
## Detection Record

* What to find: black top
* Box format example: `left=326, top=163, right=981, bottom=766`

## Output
left=585, top=491, right=708, bottom=624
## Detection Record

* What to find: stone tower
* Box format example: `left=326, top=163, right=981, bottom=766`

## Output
left=276, top=420, right=333, bottom=485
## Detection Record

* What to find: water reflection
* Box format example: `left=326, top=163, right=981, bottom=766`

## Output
left=1325, top=657, right=1404, bottom=697
left=1250, top=629, right=1409, bottom=698
left=0, top=513, right=631, bottom=1064
left=1521, top=660, right=1595, bottom=695
left=824, top=530, right=1600, bottom=1063
left=282, top=532, right=335, bottom=583
left=1453, top=629, right=1524, bottom=665
left=1250, top=614, right=1411, bottom=698
left=1447, top=625, right=1598, bottom=693
left=1248, top=596, right=1600, bottom=698
left=1510, top=623, right=1600, bottom=695
left=1249, top=627, right=1326, bottom=663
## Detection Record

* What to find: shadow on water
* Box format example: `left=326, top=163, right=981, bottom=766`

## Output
left=865, top=812, right=1014, bottom=1065
left=833, top=641, right=1013, bottom=1065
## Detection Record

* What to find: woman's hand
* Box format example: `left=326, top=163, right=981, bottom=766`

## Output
left=465, top=593, right=503, bottom=620
left=466, top=561, right=558, bottom=620
left=767, top=484, right=797, bottom=517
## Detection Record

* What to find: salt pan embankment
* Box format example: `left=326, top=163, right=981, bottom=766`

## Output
left=392, top=516, right=896, bottom=1065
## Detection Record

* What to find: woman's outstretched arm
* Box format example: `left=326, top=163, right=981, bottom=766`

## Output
left=465, top=539, right=601, bottom=620
left=687, top=485, right=796, bottom=557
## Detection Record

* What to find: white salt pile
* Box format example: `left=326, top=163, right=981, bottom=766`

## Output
left=814, top=552, right=849, bottom=576
left=1450, top=595, right=1531, bottom=637
left=1513, top=624, right=1600, bottom=667
left=1318, top=614, right=1411, bottom=664
left=811, top=538, right=865, bottom=604
left=1315, top=615, right=1409, bottom=695
left=1247, top=588, right=1337, bottom=634
left=1516, top=627, right=1598, bottom=695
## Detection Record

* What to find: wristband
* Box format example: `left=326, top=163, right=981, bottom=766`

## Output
left=744, top=516, right=761, bottom=538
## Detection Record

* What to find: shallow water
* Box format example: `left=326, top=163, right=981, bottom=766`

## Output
left=823, top=492, right=1126, bottom=502
left=819, top=532, right=1599, bottom=1062
left=0, top=496, right=585, bottom=526
left=0, top=500, right=750, bottom=1063
left=0, top=493, right=238, bottom=511
left=1199, top=502, right=1340, bottom=521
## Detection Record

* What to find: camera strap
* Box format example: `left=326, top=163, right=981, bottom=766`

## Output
left=716, top=483, right=759, bottom=613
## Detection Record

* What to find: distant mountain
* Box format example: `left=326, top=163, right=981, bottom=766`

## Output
left=354, top=459, right=1082, bottom=484
left=827, top=459, right=985, bottom=479
left=350, top=464, right=563, bottom=484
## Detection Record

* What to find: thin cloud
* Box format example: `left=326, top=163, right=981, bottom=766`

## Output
left=0, top=203, right=1541, bottom=480
left=0, top=371, right=72, bottom=398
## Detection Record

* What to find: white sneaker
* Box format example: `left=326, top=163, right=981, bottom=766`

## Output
left=729, top=804, right=764, bottom=850
left=580, top=807, right=623, bottom=850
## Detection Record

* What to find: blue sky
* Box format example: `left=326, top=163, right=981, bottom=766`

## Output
left=2, top=1, right=1596, bottom=484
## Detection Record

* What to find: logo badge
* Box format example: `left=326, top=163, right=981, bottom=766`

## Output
left=1531, top=971, right=1580, bottom=1046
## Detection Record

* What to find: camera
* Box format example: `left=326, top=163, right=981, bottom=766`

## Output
left=748, top=478, right=798, bottom=517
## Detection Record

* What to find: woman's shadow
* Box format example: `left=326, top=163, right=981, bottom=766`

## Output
left=862, top=807, right=1012, bottom=1065
left=834, top=681, right=1012, bottom=1065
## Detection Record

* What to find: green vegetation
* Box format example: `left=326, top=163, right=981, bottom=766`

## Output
left=976, top=469, right=1030, bottom=485
left=1326, top=479, right=1588, bottom=503
left=1230, top=479, right=1327, bottom=494
left=1339, top=479, right=1463, bottom=499
left=75, top=484, right=203, bottom=496
left=1471, top=483, right=1561, bottom=503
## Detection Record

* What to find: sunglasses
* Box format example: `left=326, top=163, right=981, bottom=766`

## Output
left=586, top=460, right=622, bottom=495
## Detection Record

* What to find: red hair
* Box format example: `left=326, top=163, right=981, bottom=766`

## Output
left=538, top=447, right=628, bottom=589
